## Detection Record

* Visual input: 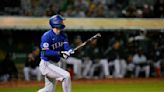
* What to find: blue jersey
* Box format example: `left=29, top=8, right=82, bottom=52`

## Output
left=40, top=29, right=71, bottom=62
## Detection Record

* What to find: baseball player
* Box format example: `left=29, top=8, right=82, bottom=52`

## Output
left=66, top=36, right=83, bottom=79
left=38, top=14, right=74, bottom=92
left=23, top=46, right=42, bottom=81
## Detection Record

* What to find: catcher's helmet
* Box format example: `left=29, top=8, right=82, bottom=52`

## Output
left=49, top=15, right=65, bottom=29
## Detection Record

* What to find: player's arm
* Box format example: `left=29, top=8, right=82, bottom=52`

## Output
left=62, top=33, right=74, bottom=54
left=41, top=48, right=60, bottom=57
left=59, top=33, right=74, bottom=59
left=40, top=35, right=60, bottom=57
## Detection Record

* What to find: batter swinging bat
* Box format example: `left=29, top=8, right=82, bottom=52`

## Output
left=73, top=33, right=101, bottom=51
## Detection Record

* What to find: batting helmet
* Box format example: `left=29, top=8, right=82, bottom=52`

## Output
left=49, top=15, right=65, bottom=29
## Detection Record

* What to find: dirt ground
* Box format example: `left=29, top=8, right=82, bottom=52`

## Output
left=0, top=78, right=164, bottom=88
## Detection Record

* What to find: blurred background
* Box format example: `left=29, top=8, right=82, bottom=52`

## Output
left=0, top=0, right=164, bottom=82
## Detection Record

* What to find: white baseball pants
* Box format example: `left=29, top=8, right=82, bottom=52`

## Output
left=23, top=67, right=42, bottom=81
left=113, top=59, right=127, bottom=78
left=89, top=59, right=109, bottom=77
left=38, top=59, right=72, bottom=92
left=66, top=57, right=82, bottom=78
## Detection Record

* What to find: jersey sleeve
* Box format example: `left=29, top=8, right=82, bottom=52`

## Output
left=62, top=33, right=72, bottom=51
left=40, top=33, right=60, bottom=57
left=40, top=33, right=51, bottom=50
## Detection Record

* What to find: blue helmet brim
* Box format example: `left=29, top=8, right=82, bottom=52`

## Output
left=51, top=24, right=65, bottom=29
left=49, top=15, right=65, bottom=29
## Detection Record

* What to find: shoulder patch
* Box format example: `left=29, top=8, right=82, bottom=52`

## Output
left=43, top=42, right=49, bottom=48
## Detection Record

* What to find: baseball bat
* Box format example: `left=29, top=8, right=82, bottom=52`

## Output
left=73, top=33, right=101, bottom=51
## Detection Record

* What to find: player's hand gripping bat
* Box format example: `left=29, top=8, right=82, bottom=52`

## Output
left=73, top=33, right=101, bottom=51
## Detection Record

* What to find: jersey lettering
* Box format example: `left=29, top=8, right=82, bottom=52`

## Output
left=52, top=42, right=64, bottom=49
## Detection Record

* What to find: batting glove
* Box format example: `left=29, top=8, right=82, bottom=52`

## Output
left=68, top=49, right=75, bottom=54
left=60, top=51, right=70, bottom=59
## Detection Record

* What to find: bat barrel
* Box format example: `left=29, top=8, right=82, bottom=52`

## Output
left=96, top=33, right=101, bottom=37
left=73, top=33, right=101, bottom=52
